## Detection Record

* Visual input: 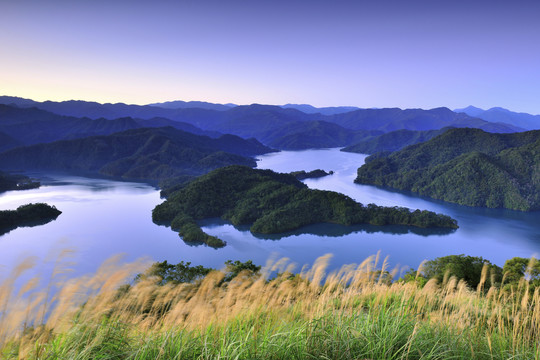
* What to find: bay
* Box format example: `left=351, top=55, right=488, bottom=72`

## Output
left=0, top=148, right=539, bottom=281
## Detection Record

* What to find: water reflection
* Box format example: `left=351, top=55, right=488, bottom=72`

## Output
left=198, top=218, right=456, bottom=242
left=0, top=216, right=61, bottom=236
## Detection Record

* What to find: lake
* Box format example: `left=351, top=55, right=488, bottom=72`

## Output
left=1, top=148, right=539, bottom=280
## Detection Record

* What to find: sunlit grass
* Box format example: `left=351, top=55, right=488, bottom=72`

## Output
left=1, top=252, right=540, bottom=359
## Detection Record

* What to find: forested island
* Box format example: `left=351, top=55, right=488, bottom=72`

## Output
left=290, top=169, right=333, bottom=180
left=0, top=171, right=40, bottom=193
left=153, top=166, right=458, bottom=247
left=0, top=203, right=62, bottom=235
left=356, top=128, right=540, bottom=210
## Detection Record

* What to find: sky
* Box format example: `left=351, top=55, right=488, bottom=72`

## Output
left=2, top=0, right=540, bottom=113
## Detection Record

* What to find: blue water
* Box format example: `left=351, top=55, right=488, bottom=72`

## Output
left=0, top=149, right=539, bottom=280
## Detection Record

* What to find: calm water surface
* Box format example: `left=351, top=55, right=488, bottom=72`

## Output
left=1, top=149, right=539, bottom=279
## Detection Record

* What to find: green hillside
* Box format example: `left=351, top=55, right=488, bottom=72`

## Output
left=355, top=128, right=540, bottom=210
left=0, top=127, right=273, bottom=181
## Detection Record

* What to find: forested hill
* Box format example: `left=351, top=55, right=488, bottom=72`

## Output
left=261, top=121, right=382, bottom=150
left=0, top=131, right=23, bottom=152
left=355, top=128, right=540, bottom=211
left=341, top=128, right=452, bottom=154
left=0, top=127, right=274, bottom=181
left=153, top=165, right=458, bottom=247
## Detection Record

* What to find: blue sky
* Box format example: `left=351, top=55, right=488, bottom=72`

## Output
left=2, top=0, right=540, bottom=113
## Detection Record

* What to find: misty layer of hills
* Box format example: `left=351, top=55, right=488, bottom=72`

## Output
left=0, top=96, right=538, bottom=211
left=455, top=106, right=540, bottom=130
left=341, top=128, right=452, bottom=154
left=0, top=96, right=529, bottom=153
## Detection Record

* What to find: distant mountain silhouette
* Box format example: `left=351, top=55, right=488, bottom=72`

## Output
left=0, top=97, right=523, bottom=149
left=326, top=107, right=523, bottom=133
left=454, top=105, right=485, bottom=117
left=281, top=104, right=360, bottom=115
left=0, top=127, right=274, bottom=181
left=0, top=104, right=220, bottom=147
left=148, top=100, right=236, bottom=111
left=455, top=106, right=540, bottom=130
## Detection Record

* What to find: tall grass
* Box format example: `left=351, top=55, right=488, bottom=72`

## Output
left=1, top=252, right=539, bottom=359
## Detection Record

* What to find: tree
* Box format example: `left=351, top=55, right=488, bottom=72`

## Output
left=502, top=257, right=540, bottom=288
left=421, top=255, right=502, bottom=289
left=223, top=260, right=261, bottom=282
left=137, top=261, right=212, bottom=285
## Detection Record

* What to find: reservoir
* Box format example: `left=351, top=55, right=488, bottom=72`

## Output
left=1, top=148, right=539, bottom=278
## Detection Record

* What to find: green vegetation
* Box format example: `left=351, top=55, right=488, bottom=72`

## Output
left=0, top=127, right=273, bottom=182
left=0, top=203, right=61, bottom=235
left=290, top=169, right=333, bottom=180
left=0, top=171, right=40, bottom=193
left=2, top=253, right=540, bottom=359
left=153, top=166, right=457, bottom=247
left=342, top=127, right=451, bottom=154
left=356, top=128, right=540, bottom=210
left=135, top=259, right=261, bottom=286
left=401, top=254, right=503, bottom=289
left=135, top=261, right=213, bottom=285
left=501, top=257, right=540, bottom=290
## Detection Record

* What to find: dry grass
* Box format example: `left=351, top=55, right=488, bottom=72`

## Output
left=1, top=252, right=539, bottom=359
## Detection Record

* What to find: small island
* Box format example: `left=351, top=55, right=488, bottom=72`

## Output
left=0, top=203, right=62, bottom=235
left=0, top=171, right=40, bottom=193
left=290, top=169, right=333, bottom=180
left=153, top=165, right=458, bottom=248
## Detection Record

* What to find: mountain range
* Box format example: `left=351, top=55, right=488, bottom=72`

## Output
left=0, top=97, right=526, bottom=152
left=455, top=106, right=540, bottom=130
left=280, top=104, right=360, bottom=115
left=0, top=104, right=222, bottom=150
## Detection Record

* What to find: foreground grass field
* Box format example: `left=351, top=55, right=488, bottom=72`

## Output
left=1, top=253, right=539, bottom=359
